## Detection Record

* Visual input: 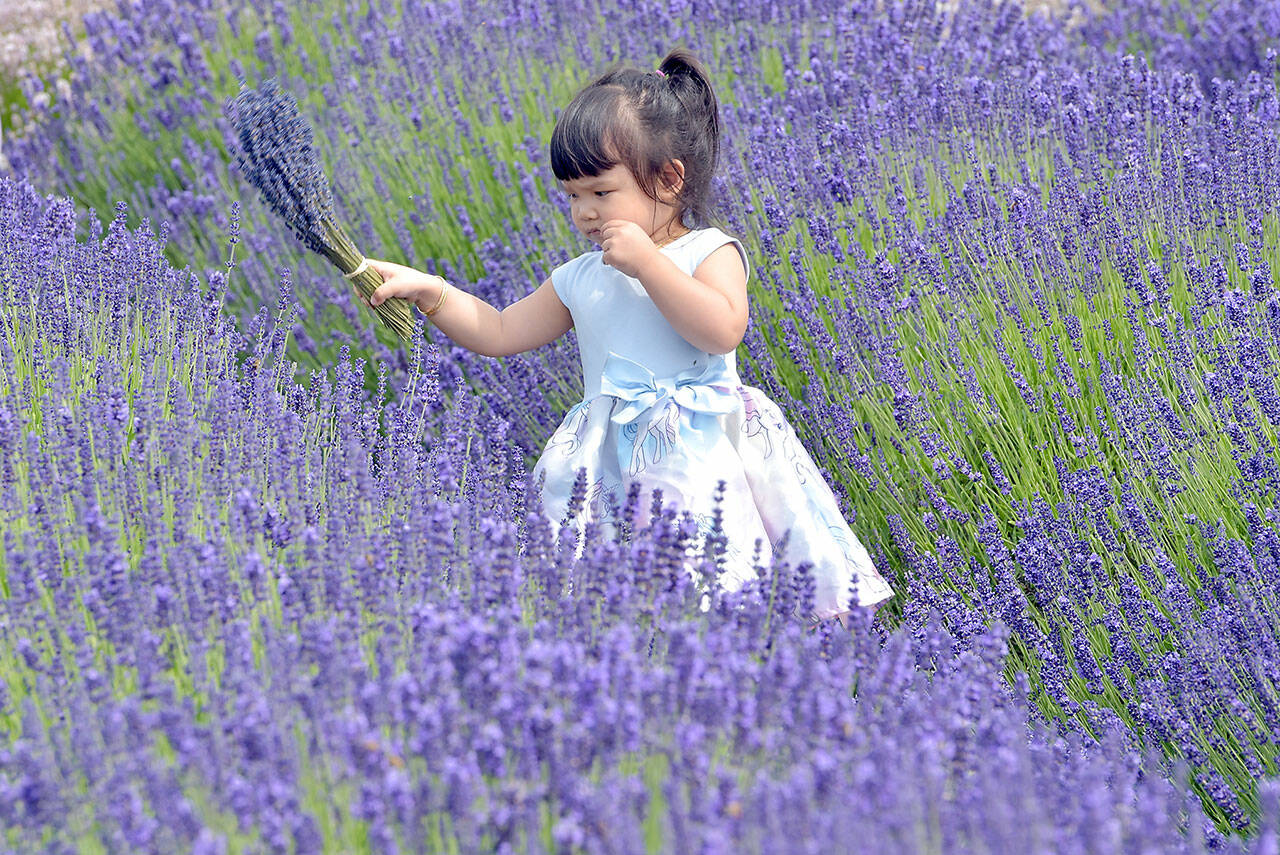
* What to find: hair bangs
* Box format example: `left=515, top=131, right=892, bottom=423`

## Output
left=550, top=86, right=634, bottom=182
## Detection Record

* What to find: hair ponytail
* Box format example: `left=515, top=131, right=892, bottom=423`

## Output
left=550, top=47, right=725, bottom=226
left=655, top=48, right=721, bottom=217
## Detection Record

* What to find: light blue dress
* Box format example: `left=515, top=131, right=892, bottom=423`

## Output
left=531, top=227, right=894, bottom=619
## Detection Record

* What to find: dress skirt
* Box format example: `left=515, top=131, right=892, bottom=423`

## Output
left=530, top=353, right=895, bottom=620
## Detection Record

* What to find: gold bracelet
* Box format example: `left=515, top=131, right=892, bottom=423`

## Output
left=424, top=281, right=449, bottom=317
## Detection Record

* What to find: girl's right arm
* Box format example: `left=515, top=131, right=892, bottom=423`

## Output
left=363, top=259, right=573, bottom=357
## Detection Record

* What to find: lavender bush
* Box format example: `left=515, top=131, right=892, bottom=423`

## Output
left=713, top=22, right=1280, bottom=832
left=0, top=0, right=110, bottom=128
left=8, top=0, right=1280, bottom=846
left=1074, top=0, right=1280, bottom=85
left=0, top=0, right=1094, bottom=431
left=5, top=174, right=1261, bottom=852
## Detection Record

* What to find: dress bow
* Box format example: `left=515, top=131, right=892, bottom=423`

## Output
left=598, top=352, right=740, bottom=476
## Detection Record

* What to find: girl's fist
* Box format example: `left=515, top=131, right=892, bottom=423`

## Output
left=599, top=220, right=661, bottom=279
left=359, top=258, right=447, bottom=315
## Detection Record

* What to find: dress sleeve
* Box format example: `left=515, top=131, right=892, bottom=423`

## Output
left=691, top=227, right=751, bottom=284
left=550, top=253, right=583, bottom=310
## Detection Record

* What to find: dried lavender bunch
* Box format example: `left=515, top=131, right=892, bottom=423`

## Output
left=229, top=78, right=415, bottom=339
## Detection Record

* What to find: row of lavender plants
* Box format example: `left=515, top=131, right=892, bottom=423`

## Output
left=4, top=175, right=1256, bottom=852
left=8, top=0, right=1280, bottom=843
left=709, top=8, right=1280, bottom=832
left=727, top=18, right=1280, bottom=835
left=0, top=0, right=1094, bottom=418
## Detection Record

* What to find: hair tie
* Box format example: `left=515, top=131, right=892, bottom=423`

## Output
left=654, top=68, right=666, bottom=78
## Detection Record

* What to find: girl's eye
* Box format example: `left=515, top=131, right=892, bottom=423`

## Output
left=595, top=191, right=610, bottom=197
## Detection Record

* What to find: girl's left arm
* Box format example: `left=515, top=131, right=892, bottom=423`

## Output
left=598, top=219, right=747, bottom=354
left=635, top=245, right=748, bottom=354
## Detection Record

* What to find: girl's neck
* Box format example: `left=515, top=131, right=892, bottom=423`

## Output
left=652, top=221, right=692, bottom=248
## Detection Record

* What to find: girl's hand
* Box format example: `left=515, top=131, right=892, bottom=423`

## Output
left=360, top=258, right=447, bottom=315
left=600, top=220, right=663, bottom=279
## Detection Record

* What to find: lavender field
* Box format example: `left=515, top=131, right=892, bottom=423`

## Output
left=6, top=0, right=1280, bottom=851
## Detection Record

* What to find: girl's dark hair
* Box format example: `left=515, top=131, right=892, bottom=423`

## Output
left=550, top=48, right=721, bottom=226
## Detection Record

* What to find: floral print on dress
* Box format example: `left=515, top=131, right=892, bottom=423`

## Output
left=739, top=388, right=774, bottom=460
left=532, top=360, right=894, bottom=620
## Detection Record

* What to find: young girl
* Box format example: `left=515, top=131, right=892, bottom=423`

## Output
left=360, top=48, right=894, bottom=625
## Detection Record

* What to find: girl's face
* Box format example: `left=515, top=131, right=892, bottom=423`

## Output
left=561, top=162, right=684, bottom=246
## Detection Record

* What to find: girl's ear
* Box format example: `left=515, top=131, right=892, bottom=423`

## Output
left=659, top=159, right=685, bottom=200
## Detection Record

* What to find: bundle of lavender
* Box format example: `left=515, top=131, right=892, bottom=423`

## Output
left=228, top=78, right=416, bottom=339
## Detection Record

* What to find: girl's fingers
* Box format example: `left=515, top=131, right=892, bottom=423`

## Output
left=365, top=258, right=399, bottom=279
left=369, top=284, right=392, bottom=306
left=370, top=281, right=413, bottom=307
left=352, top=262, right=435, bottom=308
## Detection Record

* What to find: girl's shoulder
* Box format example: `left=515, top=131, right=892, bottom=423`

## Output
left=676, top=226, right=751, bottom=282
left=688, top=225, right=739, bottom=242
